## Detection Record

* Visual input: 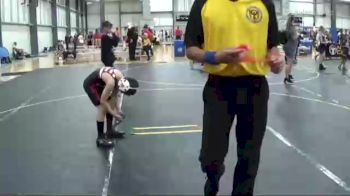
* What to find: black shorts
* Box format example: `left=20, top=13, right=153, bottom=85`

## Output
left=318, top=44, right=327, bottom=54
left=83, top=80, right=103, bottom=106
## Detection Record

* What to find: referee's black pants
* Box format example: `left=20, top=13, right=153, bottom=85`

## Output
left=200, top=74, right=269, bottom=196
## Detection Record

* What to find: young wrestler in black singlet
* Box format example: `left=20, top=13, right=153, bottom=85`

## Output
left=83, top=67, right=139, bottom=148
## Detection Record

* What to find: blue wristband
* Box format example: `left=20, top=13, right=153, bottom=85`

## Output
left=203, top=51, right=217, bottom=64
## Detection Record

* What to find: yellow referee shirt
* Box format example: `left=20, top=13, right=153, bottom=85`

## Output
left=185, top=0, right=279, bottom=77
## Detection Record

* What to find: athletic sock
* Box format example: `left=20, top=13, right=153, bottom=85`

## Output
left=106, top=113, right=113, bottom=133
left=97, top=121, right=104, bottom=138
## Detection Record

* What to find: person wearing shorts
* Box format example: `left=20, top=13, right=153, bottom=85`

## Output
left=83, top=67, right=139, bottom=148
left=339, top=35, right=349, bottom=73
left=316, top=26, right=327, bottom=71
left=282, top=15, right=299, bottom=84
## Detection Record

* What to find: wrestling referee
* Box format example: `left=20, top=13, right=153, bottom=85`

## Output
left=185, top=0, right=284, bottom=195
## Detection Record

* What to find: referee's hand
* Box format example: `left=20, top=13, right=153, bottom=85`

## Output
left=267, top=47, right=284, bottom=74
left=216, top=48, right=246, bottom=64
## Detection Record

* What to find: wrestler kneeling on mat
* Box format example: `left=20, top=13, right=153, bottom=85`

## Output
left=83, top=67, right=139, bottom=148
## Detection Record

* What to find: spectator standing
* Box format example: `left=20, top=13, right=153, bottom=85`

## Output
left=64, top=33, right=71, bottom=50
left=87, top=31, right=94, bottom=46
left=316, top=26, right=327, bottom=71
left=175, top=26, right=183, bottom=40
left=127, top=27, right=138, bottom=61
left=165, top=30, right=169, bottom=42
left=282, top=15, right=299, bottom=84
left=94, top=29, right=102, bottom=48
left=142, top=33, right=152, bottom=61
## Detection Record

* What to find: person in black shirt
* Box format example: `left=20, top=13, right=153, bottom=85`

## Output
left=127, top=27, right=138, bottom=61
left=64, top=33, right=72, bottom=50
left=101, top=21, right=120, bottom=67
left=87, top=31, right=94, bottom=46
left=63, top=35, right=77, bottom=60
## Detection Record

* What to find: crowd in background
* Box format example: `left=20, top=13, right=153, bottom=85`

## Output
left=280, top=14, right=350, bottom=83
left=10, top=24, right=183, bottom=63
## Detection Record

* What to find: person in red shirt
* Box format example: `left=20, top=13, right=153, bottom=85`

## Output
left=143, top=26, right=154, bottom=41
left=143, top=25, right=154, bottom=56
left=175, top=26, right=183, bottom=40
left=94, top=29, right=102, bottom=48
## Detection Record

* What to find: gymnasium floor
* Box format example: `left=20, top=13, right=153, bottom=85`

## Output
left=0, top=58, right=350, bottom=195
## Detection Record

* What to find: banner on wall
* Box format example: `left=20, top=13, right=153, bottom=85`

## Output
left=326, top=43, right=342, bottom=58
left=176, top=15, right=189, bottom=22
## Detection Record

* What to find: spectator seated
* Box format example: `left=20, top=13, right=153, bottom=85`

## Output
left=55, top=41, right=65, bottom=65
left=12, top=42, right=25, bottom=60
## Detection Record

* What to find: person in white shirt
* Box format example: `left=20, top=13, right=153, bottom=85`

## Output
left=316, top=26, right=327, bottom=71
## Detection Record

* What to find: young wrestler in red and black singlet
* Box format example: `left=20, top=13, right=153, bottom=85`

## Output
left=83, top=67, right=139, bottom=148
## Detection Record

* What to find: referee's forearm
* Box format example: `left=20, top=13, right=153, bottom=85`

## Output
left=268, top=46, right=279, bottom=53
left=186, top=46, right=206, bottom=63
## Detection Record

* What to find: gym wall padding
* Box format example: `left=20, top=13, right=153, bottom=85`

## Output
left=150, top=0, right=173, bottom=12
left=87, top=14, right=100, bottom=32
left=37, top=0, right=52, bottom=26
left=316, top=2, right=331, bottom=28
left=2, top=25, right=31, bottom=54
left=316, top=17, right=331, bottom=29
left=37, top=27, right=53, bottom=52
left=87, top=2, right=100, bottom=31
left=87, top=1, right=122, bottom=31
left=289, top=1, right=314, bottom=15
left=1, top=0, right=29, bottom=24
left=120, top=1, right=142, bottom=13
left=175, top=0, right=193, bottom=12
left=69, top=0, right=76, bottom=9
left=71, top=12, right=77, bottom=28
left=57, top=7, right=67, bottom=27
left=71, top=29, right=77, bottom=36
left=105, top=1, right=120, bottom=28
left=57, top=28, right=67, bottom=41
left=302, top=17, right=314, bottom=27
left=121, top=14, right=142, bottom=27
left=337, top=19, right=350, bottom=29
left=152, top=13, right=173, bottom=26
left=105, top=14, right=119, bottom=28
left=336, top=3, right=350, bottom=29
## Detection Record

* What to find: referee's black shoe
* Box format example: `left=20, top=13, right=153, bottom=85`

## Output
left=204, top=165, right=225, bottom=196
left=96, top=137, right=114, bottom=148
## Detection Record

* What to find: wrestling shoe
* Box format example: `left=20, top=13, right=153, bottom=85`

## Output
left=107, top=130, right=126, bottom=139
